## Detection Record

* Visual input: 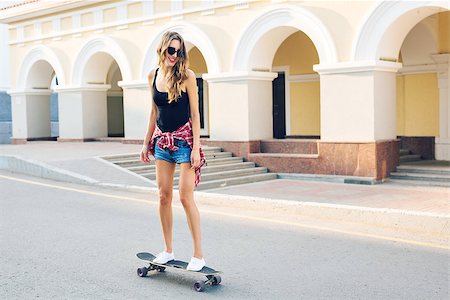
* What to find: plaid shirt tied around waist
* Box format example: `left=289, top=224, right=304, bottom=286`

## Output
left=148, top=120, right=206, bottom=187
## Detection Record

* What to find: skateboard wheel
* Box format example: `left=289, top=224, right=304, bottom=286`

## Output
left=157, top=266, right=166, bottom=272
left=212, top=275, right=221, bottom=285
left=137, top=267, right=148, bottom=277
left=193, top=281, right=206, bottom=292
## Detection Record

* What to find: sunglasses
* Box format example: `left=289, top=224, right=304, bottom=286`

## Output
left=167, top=46, right=182, bottom=56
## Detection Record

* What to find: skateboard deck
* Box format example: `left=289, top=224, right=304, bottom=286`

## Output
left=136, top=252, right=222, bottom=292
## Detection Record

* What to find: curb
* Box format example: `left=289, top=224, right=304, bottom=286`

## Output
left=0, top=155, right=99, bottom=185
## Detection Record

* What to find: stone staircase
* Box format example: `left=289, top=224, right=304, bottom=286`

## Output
left=399, top=149, right=422, bottom=163
left=390, top=149, right=450, bottom=187
left=101, top=146, right=276, bottom=190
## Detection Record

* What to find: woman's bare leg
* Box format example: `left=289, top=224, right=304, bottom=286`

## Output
left=155, top=159, right=176, bottom=253
left=178, top=163, right=203, bottom=258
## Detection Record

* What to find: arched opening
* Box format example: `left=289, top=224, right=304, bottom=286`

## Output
left=25, top=60, right=59, bottom=141
left=272, top=30, right=320, bottom=139
left=396, top=11, right=449, bottom=161
left=106, top=61, right=124, bottom=138
left=80, top=52, right=124, bottom=139
left=188, top=45, right=209, bottom=137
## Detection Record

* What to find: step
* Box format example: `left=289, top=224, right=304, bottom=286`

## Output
left=176, top=173, right=278, bottom=190
left=396, top=165, right=450, bottom=176
left=204, top=157, right=244, bottom=165
left=204, top=151, right=232, bottom=159
left=388, top=178, right=450, bottom=188
left=399, top=154, right=422, bottom=163
left=139, top=162, right=257, bottom=179
left=399, top=149, right=411, bottom=156
left=390, top=172, right=450, bottom=183
left=102, top=146, right=222, bottom=162
left=173, top=167, right=268, bottom=182
left=103, top=153, right=140, bottom=162
left=126, top=156, right=246, bottom=172
left=111, top=152, right=231, bottom=167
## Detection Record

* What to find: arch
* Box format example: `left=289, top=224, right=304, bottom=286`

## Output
left=17, top=45, right=65, bottom=89
left=353, top=1, right=449, bottom=61
left=232, top=5, right=337, bottom=71
left=72, top=36, right=132, bottom=85
left=141, top=22, right=221, bottom=77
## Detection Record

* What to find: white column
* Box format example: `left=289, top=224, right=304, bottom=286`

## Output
left=54, top=85, right=110, bottom=140
left=202, top=71, right=278, bottom=141
left=314, top=61, right=402, bottom=142
left=118, top=80, right=151, bottom=141
left=9, top=89, right=52, bottom=140
left=432, top=54, right=450, bottom=160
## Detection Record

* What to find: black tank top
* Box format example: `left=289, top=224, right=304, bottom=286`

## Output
left=153, top=68, right=190, bottom=132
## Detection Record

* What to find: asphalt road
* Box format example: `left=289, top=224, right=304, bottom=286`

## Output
left=1, top=171, right=449, bottom=299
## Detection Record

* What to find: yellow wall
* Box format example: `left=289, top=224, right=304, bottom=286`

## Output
left=24, top=24, right=34, bottom=38
left=41, top=21, right=52, bottom=35
left=81, top=12, right=94, bottom=27
left=273, top=31, right=320, bottom=136
left=61, top=16, right=72, bottom=32
left=290, top=82, right=320, bottom=135
left=272, top=31, right=319, bottom=75
left=396, top=73, right=439, bottom=136
left=9, top=28, right=16, bottom=41
left=438, top=12, right=450, bottom=53
left=188, top=47, right=208, bottom=73
left=128, top=2, right=142, bottom=19
left=103, top=7, right=117, bottom=23
left=154, top=0, right=171, bottom=15
left=396, top=76, right=405, bottom=135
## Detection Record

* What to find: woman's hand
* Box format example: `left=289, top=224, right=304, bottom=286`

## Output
left=140, top=144, right=150, bottom=163
left=190, top=147, right=201, bottom=169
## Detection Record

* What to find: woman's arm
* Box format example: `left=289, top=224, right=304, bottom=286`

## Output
left=140, top=70, right=158, bottom=163
left=185, top=69, right=201, bottom=168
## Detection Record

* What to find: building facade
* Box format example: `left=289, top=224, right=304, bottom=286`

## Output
left=1, top=0, right=449, bottom=180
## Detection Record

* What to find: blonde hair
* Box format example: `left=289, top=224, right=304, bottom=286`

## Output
left=157, top=31, right=189, bottom=103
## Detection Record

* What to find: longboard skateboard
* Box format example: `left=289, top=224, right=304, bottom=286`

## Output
left=136, top=252, right=222, bottom=292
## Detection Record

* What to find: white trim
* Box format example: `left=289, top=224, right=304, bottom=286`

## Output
left=313, top=61, right=402, bottom=75
left=272, top=66, right=291, bottom=136
left=289, top=73, right=320, bottom=82
left=6, top=0, right=259, bottom=45
left=53, top=84, right=111, bottom=93
left=235, top=2, right=250, bottom=10
left=33, top=21, right=41, bottom=36
left=232, top=4, right=337, bottom=71
left=17, top=45, right=66, bottom=89
left=8, top=88, right=52, bottom=96
left=353, top=1, right=449, bottom=61
left=72, top=36, right=133, bottom=85
left=201, top=0, right=215, bottom=15
left=397, top=64, right=437, bottom=75
left=202, top=71, right=278, bottom=83
left=117, top=80, right=148, bottom=89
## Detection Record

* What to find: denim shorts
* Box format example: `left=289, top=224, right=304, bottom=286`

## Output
left=154, top=138, right=192, bottom=164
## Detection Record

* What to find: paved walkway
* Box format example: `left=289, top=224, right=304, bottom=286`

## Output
left=0, top=141, right=448, bottom=217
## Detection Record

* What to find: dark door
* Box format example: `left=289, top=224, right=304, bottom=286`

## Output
left=196, top=78, right=204, bottom=129
left=272, top=72, right=286, bottom=139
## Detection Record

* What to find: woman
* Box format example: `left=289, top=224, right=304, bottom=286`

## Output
left=140, top=31, right=206, bottom=271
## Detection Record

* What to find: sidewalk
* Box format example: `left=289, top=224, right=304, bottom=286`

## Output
left=1, top=141, right=449, bottom=244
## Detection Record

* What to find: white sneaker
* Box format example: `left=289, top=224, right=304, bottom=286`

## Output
left=153, top=251, right=175, bottom=264
left=186, top=257, right=206, bottom=271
